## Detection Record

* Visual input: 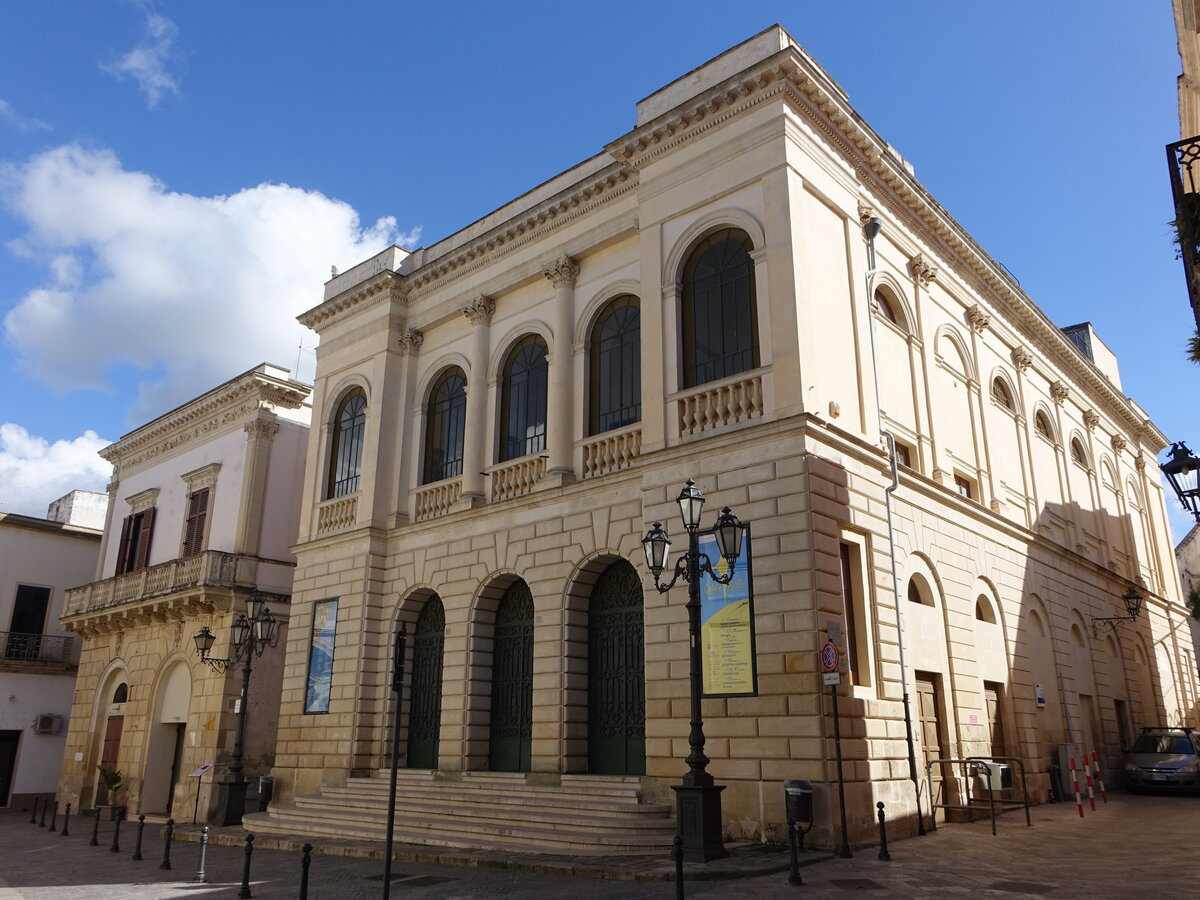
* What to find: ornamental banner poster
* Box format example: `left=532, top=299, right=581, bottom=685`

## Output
left=305, top=598, right=339, bottom=714
left=699, top=527, right=758, bottom=698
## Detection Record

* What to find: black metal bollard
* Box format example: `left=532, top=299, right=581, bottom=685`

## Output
left=876, top=801, right=891, bottom=862
left=39, top=797, right=48, bottom=828
left=673, top=833, right=684, bottom=900
left=132, top=814, right=146, bottom=861
left=159, top=818, right=174, bottom=870
left=237, top=833, right=255, bottom=899
left=60, top=802, right=71, bottom=837
left=110, top=809, right=123, bottom=853
left=299, top=843, right=313, bottom=900
left=89, top=807, right=101, bottom=846
left=788, top=822, right=803, bottom=886
left=30, top=796, right=40, bottom=825
left=194, top=826, right=209, bottom=883
left=48, top=801, right=58, bottom=832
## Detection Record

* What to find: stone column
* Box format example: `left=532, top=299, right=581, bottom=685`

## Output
left=235, top=417, right=279, bottom=557
left=461, top=296, right=495, bottom=504
left=544, top=255, right=579, bottom=484
left=392, top=327, right=424, bottom=524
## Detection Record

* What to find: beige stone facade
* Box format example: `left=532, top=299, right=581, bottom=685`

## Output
left=273, top=27, right=1200, bottom=848
left=56, top=364, right=311, bottom=817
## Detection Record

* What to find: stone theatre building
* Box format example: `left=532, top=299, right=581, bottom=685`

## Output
left=259, top=27, right=1200, bottom=848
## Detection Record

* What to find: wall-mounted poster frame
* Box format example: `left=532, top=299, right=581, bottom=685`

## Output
left=698, top=526, right=757, bottom=698
left=304, top=598, right=339, bottom=714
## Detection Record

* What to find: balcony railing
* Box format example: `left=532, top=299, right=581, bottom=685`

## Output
left=490, top=455, right=548, bottom=502
left=581, top=427, right=642, bottom=478
left=1167, top=135, right=1200, bottom=330
left=316, top=493, right=358, bottom=535
left=676, top=370, right=765, bottom=438
left=414, top=478, right=463, bottom=522
left=0, top=631, right=75, bottom=665
left=63, top=550, right=254, bottom=619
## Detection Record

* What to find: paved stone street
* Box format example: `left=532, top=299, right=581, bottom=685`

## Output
left=0, top=792, right=1194, bottom=898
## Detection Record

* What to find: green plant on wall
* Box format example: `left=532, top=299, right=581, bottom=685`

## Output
left=1187, top=585, right=1200, bottom=622
left=96, top=765, right=122, bottom=804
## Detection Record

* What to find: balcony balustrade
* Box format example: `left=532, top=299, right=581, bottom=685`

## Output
left=63, top=550, right=255, bottom=619
left=676, top=370, right=765, bottom=438
left=0, top=631, right=75, bottom=665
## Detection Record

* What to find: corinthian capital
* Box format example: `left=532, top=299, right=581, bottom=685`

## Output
left=544, top=254, right=580, bottom=289
left=910, top=253, right=939, bottom=287
left=1050, top=381, right=1069, bottom=405
left=965, top=304, right=991, bottom=333
left=1010, top=346, right=1033, bottom=372
left=1083, top=409, right=1100, bottom=431
left=462, top=295, right=495, bottom=326
left=397, top=327, right=424, bottom=356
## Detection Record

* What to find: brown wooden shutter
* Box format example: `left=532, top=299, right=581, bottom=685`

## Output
left=115, top=515, right=133, bottom=575
left=134, top=508, right=156, bottom=570
left=183, top=489, right=209, bottom=556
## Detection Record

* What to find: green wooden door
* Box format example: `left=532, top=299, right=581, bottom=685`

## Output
left=406, top=598, right=445, bottom=769
left=588, top=561, right=646, bottom=775
left=489, top=581, right=534, bottom=772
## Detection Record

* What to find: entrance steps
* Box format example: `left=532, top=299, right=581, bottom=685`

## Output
left=241, top=770, right=677, bottom=855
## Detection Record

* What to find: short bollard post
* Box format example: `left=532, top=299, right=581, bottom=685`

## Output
left=673, top=833, right=684, bottom=900
left=49, top=800, right=58, bottom=833
left=876, top=801, right=891, bottom=862
left=237, top=833, right=255, bottom=899
left=788, top=822, right=803, bottom=886
left=30, top=796, right=40, bottom=825
left=194, top=826, right=209, bottom=883
left=110, top=809, right=123, bottom=853
left=159, top=818, right=174, bottom=870
left=299, top=843, right=313, bottom=900
left=39, top=797, right=48, bottom=828
left=132, top=814, right=146, bottom=861
left=89, top=807, right=101, bottom=846
left=61, top=802, right=71, bottom=837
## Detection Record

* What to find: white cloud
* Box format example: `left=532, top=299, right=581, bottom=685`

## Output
left=2, top=143, right=413, bottom=422
left=101, top=4, right=182, bottom=108
left=0, top=99, right=51, bottom=133
left=0, top=424, right=112, bottom=517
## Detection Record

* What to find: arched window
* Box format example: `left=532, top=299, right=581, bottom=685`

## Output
left=873, top=287, right=904, bottom=328
left=975, top=596, right=997, bottom=623
left=500, top=335, right=548, bottom=462
left=680, top=227, right=759, bottom=388
left=1071, top=438, right=1088, bottom=467
left=423, top=368, right=467, bottom=483
left=1034, top=411, right=1054, bottom=441
left=327, top=388, right=367, bottom=497
left=589, top=295, right=641, bottom=435
left=991, top=378, right=1014, bottom=410
left=112, top=683, right=128, bottom=704
left=907, top=576, right=933, bottom=606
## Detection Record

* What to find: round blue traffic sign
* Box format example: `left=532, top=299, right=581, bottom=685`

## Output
left=821, top=641, right=838, bottom=672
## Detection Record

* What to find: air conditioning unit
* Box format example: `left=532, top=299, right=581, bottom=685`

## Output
left=33, top=713, right=62, bottom=735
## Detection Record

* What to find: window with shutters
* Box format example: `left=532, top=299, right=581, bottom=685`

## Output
left=116, top=507, right=156, bottom=575
left=181, top=488, right=210, bottom=557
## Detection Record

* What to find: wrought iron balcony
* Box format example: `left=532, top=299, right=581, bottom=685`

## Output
left=0, top=631, right=75, bottom=666
left=63, top=549, right=258, bottom=620
left=1167, top=135, right=1200, bottom=330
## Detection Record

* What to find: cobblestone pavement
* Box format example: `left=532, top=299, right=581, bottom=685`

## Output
left=0, top=791, right=1194, bottom=898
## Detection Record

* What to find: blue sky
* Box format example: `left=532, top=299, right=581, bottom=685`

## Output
left=1, top=1, right=1196, bottom=540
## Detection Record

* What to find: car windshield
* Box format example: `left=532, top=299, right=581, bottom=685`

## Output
left=1131, top=734, right=1194, bottom=755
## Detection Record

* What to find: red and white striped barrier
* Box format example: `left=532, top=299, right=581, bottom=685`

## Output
left=1069, top=757, right=1083, bottom=817
left=1091, top=750, right=1108, bottom=803
left=1081, top=756, right=1096, bottom=811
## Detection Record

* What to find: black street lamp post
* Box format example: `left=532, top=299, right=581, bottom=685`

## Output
left=1090, top=585, right=1145, bottom=636
left=1160, top=441, right=1200, bottom=522
left=193, top=590, right=279, bottom=826
left=641, top=479, right=745, bottom=863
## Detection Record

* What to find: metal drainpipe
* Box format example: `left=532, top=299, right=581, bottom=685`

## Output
left=862, top=217, right=926, bottom=835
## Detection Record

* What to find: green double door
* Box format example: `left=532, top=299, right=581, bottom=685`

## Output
left=489, top=582, right=534, bottom=772
left=406, top=598, right=445, bottom=769
left=587, top=561, right=646, bottom=776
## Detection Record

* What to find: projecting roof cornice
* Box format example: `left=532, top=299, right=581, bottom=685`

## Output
left=102, top=367, right=311, bottom=470
left=300, top=164, right=636, bottom=332
left=606, top=46, right=1163, bottom=447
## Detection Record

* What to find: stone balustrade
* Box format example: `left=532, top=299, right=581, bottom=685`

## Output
left=677, top=371, right=764, bottom=438
left=490, top=455, right=548, bottom=502
left=582, top=427, right=642, bottom=478
left=414, top=478, right=463, bottom=522
left=316, top=494, right=358, bottom=534
left=63, top=550, right=252, bottom=618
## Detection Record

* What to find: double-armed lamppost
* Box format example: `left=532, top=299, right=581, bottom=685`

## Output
left=1090, top=585, right=1145, bottom=636
left=642, top=479, right=745, bottom=863
left=193, top=590, right=279, bottom=826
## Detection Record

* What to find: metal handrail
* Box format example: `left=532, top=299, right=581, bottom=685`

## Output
left=924, top=756, right=1031, bottom=836
left=0, top=631, right=75, bottom=664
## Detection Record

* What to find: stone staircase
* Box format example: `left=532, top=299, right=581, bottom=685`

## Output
left=242, top=770, right=677, bottom=856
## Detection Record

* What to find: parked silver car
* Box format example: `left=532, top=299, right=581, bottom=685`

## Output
left=1124, top=727, right=1200, bottom=793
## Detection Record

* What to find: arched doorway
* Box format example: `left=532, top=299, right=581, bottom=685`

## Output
left=142, top=660, right=191, bottom=814
left=406, top=596, right=445, bottom=769
left=489, top=580, right=533, bottom=772
left=587, top=560, right=645, bottom=775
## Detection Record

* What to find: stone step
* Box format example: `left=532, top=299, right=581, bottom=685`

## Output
left=242, top=806, right=674, bottom=855
left=320, top=783, right=665, bottom=815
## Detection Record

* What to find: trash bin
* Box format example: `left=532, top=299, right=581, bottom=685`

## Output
left=784, top=779, right=813, bottom=829
left=257, top=775, right=274, bottom=812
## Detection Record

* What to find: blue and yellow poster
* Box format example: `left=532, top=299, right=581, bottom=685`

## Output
left=305, top=598, right=338, bottom=714
left=699, top=528, right=757, bottom=697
